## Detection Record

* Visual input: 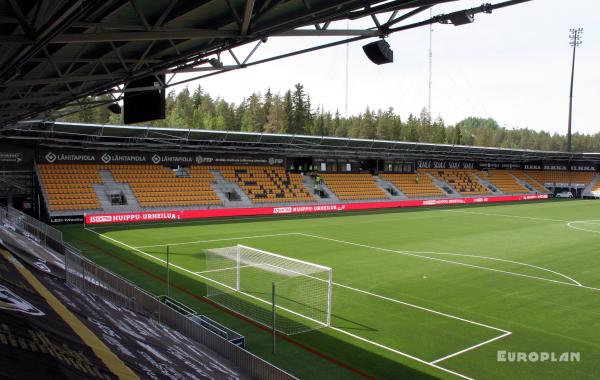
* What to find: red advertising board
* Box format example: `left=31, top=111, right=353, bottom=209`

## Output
left=84, top=194, right=549, bottom=225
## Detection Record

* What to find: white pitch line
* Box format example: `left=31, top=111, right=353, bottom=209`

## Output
left=333, top=282, right=509, bottom=333
left=86, top=228, right=487, bottom=379
left=134, top=232, right=301, bottom=248
left=85, top=228, right=327, bottom=329
left=329, top=326, right=475, bottom=380
left=440, top=209, right=567, bottom=223
left=299, top=233, right=591, bottom=290
left=429, top=331, right=512, bottom=364
left=400, top=249, right=582, bottom=286
left=195, top=264, right=253, bottom=275
left=566, top=220, right=600, bottom=235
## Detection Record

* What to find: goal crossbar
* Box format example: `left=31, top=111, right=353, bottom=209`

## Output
left=237, top=244, right=332, bottom=271
left=203, top=244, right=333, bottom=334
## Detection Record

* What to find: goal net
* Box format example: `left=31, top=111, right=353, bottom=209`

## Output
left=201, top=244, right=332, bottom=335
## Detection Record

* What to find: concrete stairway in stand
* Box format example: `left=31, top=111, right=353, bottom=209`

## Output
left=425, top=173, right=459, bottom=197
left=509, top=173, right=538, bottom=193
left=93, top=170, right=141, bottom=212
left=582, top=176, right=600, bottom=198
left=303, top=175, right=339, bottom=203
left=473, top=173, right=503, bottom=195
left=210, top=170, right=253, bottom=207
left=374, top=176, right=408, bottom=200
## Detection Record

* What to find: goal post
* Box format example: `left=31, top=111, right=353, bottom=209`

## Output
left=202, top=244, right=332, bottom=335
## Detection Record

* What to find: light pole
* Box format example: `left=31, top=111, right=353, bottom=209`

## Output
left=567, top=28, right=582, bottom=152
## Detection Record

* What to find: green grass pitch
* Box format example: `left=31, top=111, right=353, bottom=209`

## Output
left=60, top=200, right=600, bottom=379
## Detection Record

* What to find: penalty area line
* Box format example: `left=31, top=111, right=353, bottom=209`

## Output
left=298, top=233, right=596, bottom=291
left=87, top=227, right=481, bottom=379
left=133, top=232, right=302, bottom=249
left=439, top=209, right=568, bottom=223
left=429, top=331, right=512, bottom=365
left=329, top=326, right=475, bottom=380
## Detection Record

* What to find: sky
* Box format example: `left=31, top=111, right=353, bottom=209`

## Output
left=170, top=0, right=599, bottom=136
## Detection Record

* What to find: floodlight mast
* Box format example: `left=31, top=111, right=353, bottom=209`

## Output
left=567, top=28, right=582, bottom=153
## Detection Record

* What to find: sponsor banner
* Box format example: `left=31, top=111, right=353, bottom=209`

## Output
left=0, top=141, right=34, bottom=169
left=524, top=164, right=542, bottom=170
left=570, top=165, right=597, bottom=172
left=0, top=152, right=24, bottom=163
left=85, top=194, right=549, bottom=225
left=416, top=160, right=476, bottom=170
left=480, top=162, right=522, bottom=169
left=543, top=164, right=568, bottom=171
left=49, top=215, right=84, bottom=224
left=38, top=148, right=283, bottom=166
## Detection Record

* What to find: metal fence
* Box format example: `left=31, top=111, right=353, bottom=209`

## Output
left=3, top=205, right=65, bottom=253
left=0, top=205, right=296, bottom=379
left=64, top=246, right=296, bottom=380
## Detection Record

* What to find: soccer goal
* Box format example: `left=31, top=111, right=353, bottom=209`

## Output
left=201, top=244, right=332, bottom=335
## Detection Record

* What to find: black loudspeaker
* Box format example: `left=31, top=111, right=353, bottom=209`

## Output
left=362, top=40, right=394, bottom=65
left=123, top=75, right=165, bottom=124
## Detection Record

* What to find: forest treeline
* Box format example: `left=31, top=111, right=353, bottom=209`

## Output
left=61, top=83, right=600, bottom=152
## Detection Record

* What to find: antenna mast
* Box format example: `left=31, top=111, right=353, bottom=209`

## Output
left=427, top=8, right=433, bottom=118
left=345, top=20, right=350, bottom=118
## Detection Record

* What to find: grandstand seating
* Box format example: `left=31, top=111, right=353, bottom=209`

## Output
left=319, top=173, right=389, bottom=200
left=427, top=169, right=490, bottom=195
left=508, top=170, right=548, bottom=193
left=39, top=162, right=597, bottom=213
left=216, top=165, right=314, bottom=203
left=380, top=173, right=444, bottom=198
left=525, top=170, right=596, bottom=186
left=483, top=170, right=529, bottom=194
left=111, top=164, right=221, bottom=207
left=37, top=164, right=101, bottom=211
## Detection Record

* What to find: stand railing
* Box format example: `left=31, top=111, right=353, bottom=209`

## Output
left=0, top=205, right=295, bottom=380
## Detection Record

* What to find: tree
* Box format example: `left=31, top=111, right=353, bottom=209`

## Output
left=404, top=114, right=419, bottom=142
left=310, top=106, right=326, bottom=136
left=241, top=93, right=263, bottom=132
left=290, top=83, right=308, bottom=134
left=359, top=107, right=376, bottom=139
left=431, top=117, right=447, bottom=144
left=191, top=84, right=204, bottom=108
left=57, top=84, right=600, bottom=152
left=262, top=88, right=273, bottom=128
left=417, top=108, right=432, bottom=142
left=265, top=94, right=285, bottom=133
left=283, top=90, right=293, bottom=134
left=375, top=108, right=394, bottom=140
left=450, top=125, right=462, bottom=145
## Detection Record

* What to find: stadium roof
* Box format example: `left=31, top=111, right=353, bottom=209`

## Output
left=8, top=121, right=600, bottom=163
left=0, top=0, right=530, bottom=128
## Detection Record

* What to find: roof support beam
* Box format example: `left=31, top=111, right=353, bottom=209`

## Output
left=50, top=30, right=240, bottom=43
left=7, top=0, right=35, bottom=38
left=48, top=28, right=378, bottom=43
left=1, top=73, right=122, bottom=87
left=241, top=0, right=256, bottom=36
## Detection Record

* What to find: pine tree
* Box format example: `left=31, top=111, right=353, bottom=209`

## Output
left=375, top=108, right=394, bottom=140
left=432, top=117, right=447, bottom=144
left=451, top=125, right=462, bottom=145
left=265, top=94, right=285, bottom=133
left=241, top=93, right=263, bottom=132
left=404, top=114, right=419, bottom=142
left=291, top=83, right=307, bottom=134
left=191, top=84, right=204, bottom=108
left=359, top=107, right=376, bottom=139
left=283, top=90, right=293, bottom=134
